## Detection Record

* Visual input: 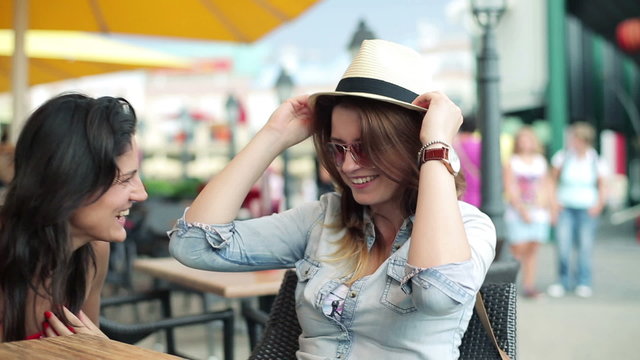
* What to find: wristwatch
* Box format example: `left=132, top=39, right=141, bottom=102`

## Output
left=419, top=146, right=460, bottom=176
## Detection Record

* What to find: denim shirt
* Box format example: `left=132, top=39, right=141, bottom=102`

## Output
left=169, top=193, right=496, bottom=360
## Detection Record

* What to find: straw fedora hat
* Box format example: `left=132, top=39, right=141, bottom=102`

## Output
left=309, top=39, right=430, bottom=112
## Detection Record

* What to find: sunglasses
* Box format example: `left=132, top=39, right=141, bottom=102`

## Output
left=326, top=142, right=370, bottom=167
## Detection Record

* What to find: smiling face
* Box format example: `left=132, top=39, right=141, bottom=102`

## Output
left=69, top=139, right=148, bottom=249
left=330, top=105, right=402, bottom=214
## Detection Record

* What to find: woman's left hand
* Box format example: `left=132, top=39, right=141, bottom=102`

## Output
left=43, top=307, right=108, bottom=339
left=588, top=203, right=604, bottom=217
left=411, top=91, right=463, bottom=145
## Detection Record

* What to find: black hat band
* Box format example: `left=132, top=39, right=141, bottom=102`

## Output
left=335, top=77, right=419, bottom=104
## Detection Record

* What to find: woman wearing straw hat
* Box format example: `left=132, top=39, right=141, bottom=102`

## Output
left=170, top=40, right=496, bottom=359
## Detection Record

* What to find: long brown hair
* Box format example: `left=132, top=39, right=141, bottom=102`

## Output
left=312, top=96, right=464, bottom=282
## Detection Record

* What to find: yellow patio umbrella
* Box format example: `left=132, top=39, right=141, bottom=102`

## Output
left=0, top=30, right=192, bottom=93
left=1, top=0, right=321, bottom=141
left=0, top=0, right=320, bottom=42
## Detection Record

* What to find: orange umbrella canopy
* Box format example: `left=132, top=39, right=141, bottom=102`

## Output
left=0, top=0, right=321, bottom=42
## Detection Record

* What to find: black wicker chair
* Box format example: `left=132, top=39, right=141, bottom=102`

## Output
left=246, top=270, right=300, bottom=360
left=100, top=288, right=235, bottom=360
left=247, top=264, right=518, bottom=360
left=459, top=282, right=517, bottom=359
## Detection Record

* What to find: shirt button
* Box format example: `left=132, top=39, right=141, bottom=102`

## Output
left=350, top=291, right=357, bottom=298
left=337, top=355, right=342, bottom=359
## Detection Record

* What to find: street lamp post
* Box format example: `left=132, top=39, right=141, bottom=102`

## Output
left=471, top=0, right=507, bottom=240
left=179, top=108, right=191, bottom=179
left=225, top=94, right=239, bottom=159
left=275, top=67, right=294, bottom=209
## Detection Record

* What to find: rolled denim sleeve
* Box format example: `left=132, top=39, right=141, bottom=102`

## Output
left=168, top=200, right=326, bottom=272
left=402, top=202, right=496, bottom=315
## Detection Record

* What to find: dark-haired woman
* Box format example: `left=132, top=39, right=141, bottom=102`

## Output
left=170, top=40, right=495, bottom=359
left=0, top=93, right=148, bottom=341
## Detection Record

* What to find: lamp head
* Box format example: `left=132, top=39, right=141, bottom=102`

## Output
left=471, top=0, right=507, bottom=28
left=347, top=19, right=377, bottom=58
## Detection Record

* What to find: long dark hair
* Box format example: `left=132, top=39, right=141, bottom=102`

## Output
left=0, top=93, right=137, bottom=341
left=312, top=95, right=464, bottom=282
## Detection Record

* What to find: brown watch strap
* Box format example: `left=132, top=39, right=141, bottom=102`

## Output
left=419, top=147, right=456, bottom=175
left=420, top=147, right=449, bottom=164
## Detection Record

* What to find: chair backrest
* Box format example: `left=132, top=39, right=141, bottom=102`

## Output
left=459, top=282, right=517, bottom=360
left=249, top=270, right=301, bottom=360
left=484, top=260, right=520, bottom=284
left=250, top=269, right=517, bottom=360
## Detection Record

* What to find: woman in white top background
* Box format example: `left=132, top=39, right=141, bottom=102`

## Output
left=503, top=126, right=552, bottom=298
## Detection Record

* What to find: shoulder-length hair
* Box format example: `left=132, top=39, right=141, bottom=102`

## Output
left=312, top=95, right=464, bottom=282
left=513, top=126, right=544, bottom=155
left=0, top=93, right=137, bottom=341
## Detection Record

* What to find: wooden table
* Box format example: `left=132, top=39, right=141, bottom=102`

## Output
left=133, top=257, right=289, bottom=356
left=0, top=334, right=181, bottom=359
left=133, top=257, right=287, bottom=298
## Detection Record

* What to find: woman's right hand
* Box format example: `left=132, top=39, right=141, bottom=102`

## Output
left=185, top=94, right=313, bottom=224
left=43, top=307, right=108, bottom=339
left=262, top=95, right=314, bottom=150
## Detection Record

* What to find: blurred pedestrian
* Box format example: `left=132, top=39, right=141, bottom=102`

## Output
left=453, top=115, right=481, bottom=207
left=547, top=121, right=609, bottom=298
left=0, top=93, right=148, bottom=341
left=503, top=126, right=551, bottom=298
left=169, top=40, right=496, bottom=359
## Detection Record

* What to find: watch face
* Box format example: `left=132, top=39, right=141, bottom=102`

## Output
left=448, top=147, right=461, bottom=175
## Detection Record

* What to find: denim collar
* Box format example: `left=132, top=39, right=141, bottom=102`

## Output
left=362, top=208, right=414, bottom=252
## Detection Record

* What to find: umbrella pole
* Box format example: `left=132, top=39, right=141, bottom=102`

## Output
left=10, top=0, right=28, bottom=144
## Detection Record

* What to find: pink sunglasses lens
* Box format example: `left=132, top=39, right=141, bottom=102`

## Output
left=350, top=143, right=368, bottom=164
left=327, top=143, right=368, bottom=166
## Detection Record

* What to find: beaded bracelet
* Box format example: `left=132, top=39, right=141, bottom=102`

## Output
left=421, top=140, right=451, bottom=150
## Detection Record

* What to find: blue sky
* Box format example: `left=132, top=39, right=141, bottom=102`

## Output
left=111, top=0, right=468, bottom=87
left=114, top=0, right=459, bottom=55
left=261, top=0, right=458, bottom=59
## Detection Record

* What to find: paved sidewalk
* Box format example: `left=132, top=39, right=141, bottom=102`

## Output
left=516, top=218, right=640, bottom=360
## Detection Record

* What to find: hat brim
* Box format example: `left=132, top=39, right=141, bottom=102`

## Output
left=308, top=91, right=427, bottom=112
